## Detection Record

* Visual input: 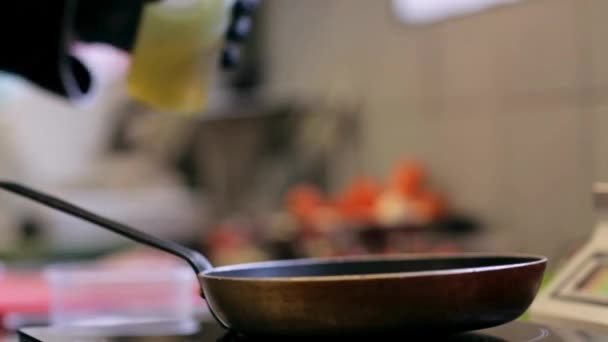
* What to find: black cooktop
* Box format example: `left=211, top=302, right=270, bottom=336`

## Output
left=17, top=318, right=607, bottom=341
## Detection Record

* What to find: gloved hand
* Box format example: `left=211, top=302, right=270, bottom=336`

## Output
left=220, top=0, right=260, bottom=69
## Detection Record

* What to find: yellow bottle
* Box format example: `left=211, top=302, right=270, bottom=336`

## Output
left=127, top=0, right=230, bottom=115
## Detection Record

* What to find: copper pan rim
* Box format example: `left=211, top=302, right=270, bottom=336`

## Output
left=201, top=252, right=547, bottom=282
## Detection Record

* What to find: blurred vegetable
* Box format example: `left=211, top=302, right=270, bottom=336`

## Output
left=282, top=159, right=449, bottom=230
left=336, top=176, right=381, bottom=223
left=285, top=184, right=325, bottom=225
left=389, top=160, right=426, bottom=199
left=411, top=191, right=447, bottom=223
left=204, top=156, right=475, bottom=263
left=374, top=191, right=413, bottom=227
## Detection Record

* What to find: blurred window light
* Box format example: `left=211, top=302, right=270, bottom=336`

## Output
left=392, top=0, right=521, bottom=25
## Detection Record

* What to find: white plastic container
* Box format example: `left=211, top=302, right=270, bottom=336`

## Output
left=44, top=262, right=197, bottom=327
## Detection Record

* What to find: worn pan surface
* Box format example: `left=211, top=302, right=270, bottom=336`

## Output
left=0, top=182, right=547, bottom=336
left=202, top=254, right=546, bottom=335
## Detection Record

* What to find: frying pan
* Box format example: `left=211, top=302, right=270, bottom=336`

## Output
left=0, top=181, right=547, bottom=336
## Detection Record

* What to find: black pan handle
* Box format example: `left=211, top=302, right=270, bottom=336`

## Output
left=0, top=181, right=213, bottom=274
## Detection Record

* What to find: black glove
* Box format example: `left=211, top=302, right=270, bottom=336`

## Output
left=220, top=0, right=261, bottom=69
left=0, top=0, right=259, bottom=99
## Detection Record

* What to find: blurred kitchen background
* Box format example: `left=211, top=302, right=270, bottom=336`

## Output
left=0, top=0, right=606, bottom=330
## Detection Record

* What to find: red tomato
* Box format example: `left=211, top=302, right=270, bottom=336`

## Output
left=336, top=177, right=382, bottom=222
left=389, top=160, right=426, bottom=199
left=285, top=184, right=325, bottom=223
left=207, top=230, right=247, bottom=250
left=412, top=191, right=447, bottom=222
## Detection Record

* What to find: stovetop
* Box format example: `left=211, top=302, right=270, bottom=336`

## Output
left=17, top=318, right=607, bottom=341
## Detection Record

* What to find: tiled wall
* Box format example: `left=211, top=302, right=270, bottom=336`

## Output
left=260, top=0, right=608, bottom=259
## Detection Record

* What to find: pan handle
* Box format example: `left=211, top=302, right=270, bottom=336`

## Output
left=0, top=181, right=213, bottom=274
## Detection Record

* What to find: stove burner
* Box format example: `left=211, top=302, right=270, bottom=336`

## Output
left=447, top=334, right=507, bottom=342
left=217, top=332, right=510, bottom=342
left=529, top=328, right=552, bottom=342
left=18, top=319, right=597, bottom=341
left=211, top=323, right=556, bottom=342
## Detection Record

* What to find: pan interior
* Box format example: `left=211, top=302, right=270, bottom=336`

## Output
left=205, top=256, right=541, bottom=278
